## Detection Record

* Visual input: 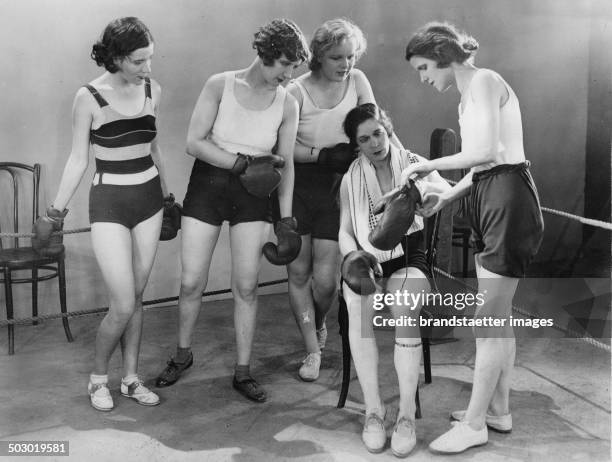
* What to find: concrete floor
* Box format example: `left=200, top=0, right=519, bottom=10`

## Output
left=0, top=291, right=610, bottom=462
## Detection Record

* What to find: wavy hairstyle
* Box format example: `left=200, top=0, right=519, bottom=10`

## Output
left=343, top=103, right=394, bottom=149
left=90, top=17, right=153, bottom=73
left=405, top=21, right=478, bottom=68
left=252, top=18, right=310, bottom=66
left=309, top=18, right=367, bottom=71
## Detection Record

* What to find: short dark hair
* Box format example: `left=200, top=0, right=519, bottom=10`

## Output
left=91, top=17, right=153, bottom=73
left=343, top=103, right=394, bottom=148
left=309, top=18, right=367, bottom=72
left=252, top=18, right=310, bottom=66
left=405, top=21, right=478, bottom=68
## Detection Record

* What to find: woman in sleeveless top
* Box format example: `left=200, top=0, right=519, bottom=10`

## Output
left=153, top=19, right=309, bottom=403
left=284, top=18, right=383, bottom=382
left=402, top=22, right=544, bottom=454
left=35, top=18, right=170, bottom=412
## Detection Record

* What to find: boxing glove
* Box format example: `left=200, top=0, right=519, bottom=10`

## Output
left=160, top=193, right=183, bottom=241
left=263, top=217, right=302, bottom=265
left=368, top=180, right=422, bottom=251
left=317, top=143, right=356, bottom=174
left=232, top=153, right=285, bottom=198
left=32, top=206, right=68, bottom=257
left=341, top=250, right=383, bottom=295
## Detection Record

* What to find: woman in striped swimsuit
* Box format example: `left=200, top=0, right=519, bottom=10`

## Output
left=36, top=17, right=169, bottom=412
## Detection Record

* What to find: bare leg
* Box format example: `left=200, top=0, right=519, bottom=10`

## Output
left=312, top=238, right=340, bottom=329
left=177, top=217, right=221, bottom=348
left=229, top=221, right=271, bottom=366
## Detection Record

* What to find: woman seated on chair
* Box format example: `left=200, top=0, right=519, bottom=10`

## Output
left=338, top=103, right=449, bottom=457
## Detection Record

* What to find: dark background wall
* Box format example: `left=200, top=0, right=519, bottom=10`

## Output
left=0, top=0, right=609, bottom=318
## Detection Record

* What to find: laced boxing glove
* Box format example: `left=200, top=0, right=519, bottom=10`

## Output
left=341, top=250, right=383, bottom=295
left=263, top=217, right=302, bottom=265
left=160, top=193, right=183, bottom=241
left=231, top=153, right=285, bottom=198
left=368, top=180, right=422, bottom=251
left=31, top=206, right=68, bottom=257
left=317, top=143, right=356, bottom=174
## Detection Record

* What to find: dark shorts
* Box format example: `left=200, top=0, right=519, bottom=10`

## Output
left=293, top=163, right=341, bottom=240
left=469, top=162, right=544, bottom=278
left=89, top=156, right=163, bottom=229
left=380, top=231, right=431, bottom=280
left=182, top=159, right=273, bottom=226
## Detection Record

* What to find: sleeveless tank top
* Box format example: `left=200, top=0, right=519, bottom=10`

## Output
left=85, top=78, right=156, bottom=160
left=458, top=69, right=525, bottom=171
left=294, top=71, right=358, bottom=149
left=209, top=71, right=286, bottom=157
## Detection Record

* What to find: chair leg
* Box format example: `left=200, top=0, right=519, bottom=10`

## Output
left=422, top=337, right=432, bottom=384
left=337, top=294, right=351, bottom=408
left=31, top=268, right=39, bottom=325
left=58, top=259, right=73, bottom=343
left=4, top=268, right=14, bottom=355
left=462, top=235, right=469, bottom=278
left=415, top=386, right=422, bottom=419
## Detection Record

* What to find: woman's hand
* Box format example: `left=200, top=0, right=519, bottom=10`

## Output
left=400, top=160, right=435, bottom=186
left=416, top=191, right=450, bottom=217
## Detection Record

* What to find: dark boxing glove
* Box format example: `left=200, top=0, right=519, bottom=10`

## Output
left=31, top=206, right=68, bottom=257
left=263, top=217, right=302, bottom=265
left=341, top=250, right=383, bottom=295
left=160, top=193, right=183, bottom=241
left=232, top=153, right=285, bottom=198
left=368, top=180, right=422, bottom=251
left=317, top=143, right=356, bottom=174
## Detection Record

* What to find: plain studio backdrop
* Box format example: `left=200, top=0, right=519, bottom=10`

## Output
left=0, top=0, right=610, bottom=320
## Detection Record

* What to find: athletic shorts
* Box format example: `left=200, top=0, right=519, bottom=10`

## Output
left=89, top=155, right=163, bottom=229
left=380, top=231, right=431, bottom=280
left=469, top=162, right=544, bottom=277
left=182, top=159, right=273, bottom=226
left=293, top=163, right=341, bottom=240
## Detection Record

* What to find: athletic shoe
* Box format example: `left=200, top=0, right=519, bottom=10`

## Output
left=155, top=352, right=193, bottom=388
left=298, top=352, right=321, bottom=382
left=362, top=411, right=386, bottom=453
left=232, top=376, right=267, bottom=402
left=88, top=381, right=114, bottom=412
left=429, top=421, right=487, bottom=454
left=391, top=416, right=417, bottom=457
left=121, top=379, right=160, bottom=406
left=450, top=409, right=512, bottom=433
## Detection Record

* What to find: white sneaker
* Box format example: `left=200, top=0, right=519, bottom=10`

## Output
left=88, top=382, right=114, bottom=412
left=362, top=411, right=387, bottom=453
left=298, top=352, right=321, bottom=382
left=316, top=324, right=328, bottom=350
left=429, top=421, right=488, bottom=454
left=450, top=409, right=512, bottom=433
left=121, top=379, right=160, bottom=406
left=391, top=416, right=416, bottom=457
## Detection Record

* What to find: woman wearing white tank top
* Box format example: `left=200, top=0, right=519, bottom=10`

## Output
left=402, top=22, right=544, bottom=454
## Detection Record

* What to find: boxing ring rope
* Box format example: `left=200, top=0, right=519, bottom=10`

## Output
left=1, top=204, right=610, bottom=349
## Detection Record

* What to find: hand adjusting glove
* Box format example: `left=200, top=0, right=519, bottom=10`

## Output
left=341, top=250, right=383, bottom=296
left=263, top=217, right=302, bottom=265
left=160, top=193, right=183, bottom=241
left=317, top=143, right=356, bottom=174
left=231, top=153, right=285, bottom=198
left=368, top=179, right=422, bottom=251
left=32, top=206, right=68, bottom=257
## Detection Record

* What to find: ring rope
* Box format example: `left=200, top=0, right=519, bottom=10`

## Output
left=0, top=278, right=288, bottom=328
left=432, top=266, right=611, bottom=352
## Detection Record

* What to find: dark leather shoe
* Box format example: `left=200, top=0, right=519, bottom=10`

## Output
left=232, top=376, right=267, bottom=402
left=155, top=353, right=193, bottom=388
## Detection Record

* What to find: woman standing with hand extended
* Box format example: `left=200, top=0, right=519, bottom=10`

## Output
left=33, top=17, right=171, bottom=412
left=402, top=22, right=543, bottom=454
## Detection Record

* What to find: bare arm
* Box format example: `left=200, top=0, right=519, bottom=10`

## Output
left=52, top=88, right=94, bottom=211
left=149, top=79, right=169, bottom=196
left=185, top=74, right=239, bottom=169
left=276, top=93, right=299, bottom=218
left=338, top=176, right=359, bottom=257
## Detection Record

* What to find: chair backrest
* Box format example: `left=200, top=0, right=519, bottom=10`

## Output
left=0, top=163, right=41, bottom=249
left=426, top=129, right=459, bottom=275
